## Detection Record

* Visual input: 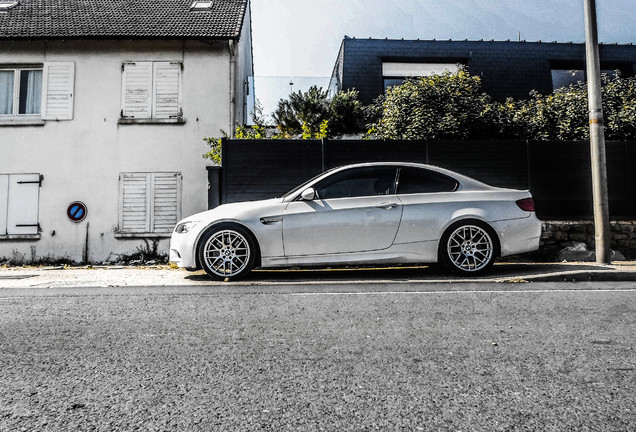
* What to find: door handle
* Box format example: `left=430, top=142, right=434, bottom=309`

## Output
left=376, top=202, right=398, bottom=210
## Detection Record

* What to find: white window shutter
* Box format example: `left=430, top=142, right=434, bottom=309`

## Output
left=0, top=175, right=8, bottom=235
left=152, top=62, right=182, bottom=119
left=41, top=62, right=75, bottom=120
left=122, top=62, right=152, bottom=119
left=120, top=173, right=151, bottom=232
left=6, top=174, right=40, bottom=235
left=152, top=172, right=181, bottom=232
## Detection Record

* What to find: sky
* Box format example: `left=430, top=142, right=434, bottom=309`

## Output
left=250, top=0, right=636, bottom=78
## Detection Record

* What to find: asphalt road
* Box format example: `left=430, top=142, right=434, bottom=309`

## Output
left=1, top=282, right=635, bottom=431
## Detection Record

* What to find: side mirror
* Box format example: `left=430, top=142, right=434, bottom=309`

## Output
left=300, top=187, right=316, bottom=201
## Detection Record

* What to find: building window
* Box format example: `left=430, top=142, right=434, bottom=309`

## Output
left=118, top=172, right=182, bottom=235
left=0, top=1, right=20, bottom=12
left=121, top=62, right=183, bottom=121
left=190, top=1, right=213, bottom=10
left=551, top=68, right=620, bottom=90
left=382, top=62, right=461, bottom=90
left=551, top=69, right=585, bottom=90
left=0, top=62, right=75, bottom=122
left=0, top=173, right=41, bottom=236
left=0, top=68, right=42, bottom=116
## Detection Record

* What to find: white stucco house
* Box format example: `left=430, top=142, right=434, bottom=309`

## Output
left=0, top=0, right=253, bottom=263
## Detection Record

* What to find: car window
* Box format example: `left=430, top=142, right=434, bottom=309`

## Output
left=281, top=167, right=338, bottom=199
left=314, top=166, right=398, bottom=199
left=396, top=167, right=459, bottom=194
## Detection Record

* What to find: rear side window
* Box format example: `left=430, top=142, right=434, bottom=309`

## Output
left=396, top=167, right=459, bottom=194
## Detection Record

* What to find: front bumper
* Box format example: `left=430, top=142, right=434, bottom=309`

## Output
left=169, top=229, right=199, bottom=269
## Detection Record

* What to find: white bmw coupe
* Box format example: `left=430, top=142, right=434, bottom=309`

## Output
left=170, top=162, right=541, bottom=280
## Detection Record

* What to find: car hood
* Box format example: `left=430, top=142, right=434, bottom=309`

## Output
left=180, top=198, right=285, bottom=225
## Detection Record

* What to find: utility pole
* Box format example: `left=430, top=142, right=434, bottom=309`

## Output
left=583, top=0, right=611, bottom=264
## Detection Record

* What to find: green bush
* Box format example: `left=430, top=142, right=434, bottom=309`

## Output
left=367, top=69, right=636, bottom=141
left=367, top=68, right=492, bottom=140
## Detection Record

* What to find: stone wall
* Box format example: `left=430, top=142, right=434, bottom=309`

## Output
left=538, top=221, right=636, bottom=260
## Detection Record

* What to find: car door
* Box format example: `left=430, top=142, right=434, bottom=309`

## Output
left=282, top=166, right=402, bottom=256
left=392, top=166, right=461, bottom=244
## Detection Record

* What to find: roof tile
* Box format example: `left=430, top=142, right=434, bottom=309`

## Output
left=0, top=0, right=248, bottom=39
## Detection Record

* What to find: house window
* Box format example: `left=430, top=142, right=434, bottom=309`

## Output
left=0, top=62, right=75, bottom=122
left=551, top=68, right=620, bottom=90
left=118, top=172, right=182, bottom=235
left=190, top=1, right=213, bottom=10
left=0, top=1, right=20, bottom=12
left=551, top=69, right=584, bottom=90
left=0, top=173, right=41, bottom=237
left=121, top=62, right=183, bottom=121
left=0, top=68, right=42, bottom=116
left=382, top=62, right=461, bottom=90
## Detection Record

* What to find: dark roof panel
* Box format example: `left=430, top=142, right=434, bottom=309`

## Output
left=0, top=0, right=248, bottom=39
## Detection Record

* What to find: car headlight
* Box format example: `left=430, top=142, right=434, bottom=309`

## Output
left=174, top=221, right=199, bottom=234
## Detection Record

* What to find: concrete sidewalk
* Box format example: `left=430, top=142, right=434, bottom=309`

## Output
left=1, top=261, right=636, bottom=288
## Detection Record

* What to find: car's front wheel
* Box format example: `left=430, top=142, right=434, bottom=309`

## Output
left=440, top=221, right=497, bottom=275
left=197, top=224, right=257, bottom=281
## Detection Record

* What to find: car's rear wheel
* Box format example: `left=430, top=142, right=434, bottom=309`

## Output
left=197, top=224, right=257, bottom=281
left=440, top=221, right=497, bottom=275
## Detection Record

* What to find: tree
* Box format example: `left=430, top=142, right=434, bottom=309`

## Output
left=367, top=68, right=492, bottom=140
left=512, top=85, right=590, bottom=141
left=602, top=72, right=636, bottom=140
left=272, top=86, right=365, bottom=138
left=272, top=86, right=329, bottom=137
left=511, top=72, right=636, bottom=141
left=328, top=89, right=364, bottom=135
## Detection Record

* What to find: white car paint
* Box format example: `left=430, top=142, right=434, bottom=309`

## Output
left=169, top=162, right=541, bottom=278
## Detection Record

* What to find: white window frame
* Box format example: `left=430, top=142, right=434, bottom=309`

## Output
left=0, top=173, right=41, bottom=238
left=382, top=62, right=461, bottom=78
left=0, top=66, right=42, bottom=117
left=117, top=172, right=182, bottom=236
left=382, top=62, right=462, bottom=91
left=120, top=61, right=183, bottom=122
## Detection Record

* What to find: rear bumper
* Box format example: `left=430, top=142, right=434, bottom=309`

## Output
left=491, top=215, right=542, bottom=257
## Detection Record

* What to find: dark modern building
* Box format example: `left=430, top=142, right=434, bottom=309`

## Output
left=328, top=37, right=636, bottom=104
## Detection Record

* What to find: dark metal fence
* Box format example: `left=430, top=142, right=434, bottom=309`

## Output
left=214, top=138, right=636, bottom=220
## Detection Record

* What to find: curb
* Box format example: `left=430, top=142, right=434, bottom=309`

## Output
left=520, top=270, right=636, bottom=283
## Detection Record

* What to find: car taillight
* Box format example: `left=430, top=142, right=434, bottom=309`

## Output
left=516, top=197, right=535, bottom=212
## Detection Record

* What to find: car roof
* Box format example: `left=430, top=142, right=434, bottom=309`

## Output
left=282, top=162, right=495, bottom=202
left=327, top=162, right=493, bottom=189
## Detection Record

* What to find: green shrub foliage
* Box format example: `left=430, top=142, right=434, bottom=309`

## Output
left=368, top=68, right=492, bottom=140
left=205, top=70, right=636, bottom=162
left=367, top=69, right=636, bottom=141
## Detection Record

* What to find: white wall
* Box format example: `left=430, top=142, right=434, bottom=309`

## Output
left=0, top=39, right=233, bottom=263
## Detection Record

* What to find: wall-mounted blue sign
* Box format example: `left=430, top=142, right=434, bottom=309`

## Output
left=67, top=201, right=87, bottom=223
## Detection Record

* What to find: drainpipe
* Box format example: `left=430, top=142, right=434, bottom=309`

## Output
left=228, top=40, right=237, bottom=138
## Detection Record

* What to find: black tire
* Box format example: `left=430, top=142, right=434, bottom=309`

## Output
left=439, top=220, right=499, bottom=276
left=197, top=223, right=257, bottom=281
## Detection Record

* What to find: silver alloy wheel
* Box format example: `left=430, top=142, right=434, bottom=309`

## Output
left=446, top=224, right=494, bottom=272
left=202, top=229, right=251, bottom=278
